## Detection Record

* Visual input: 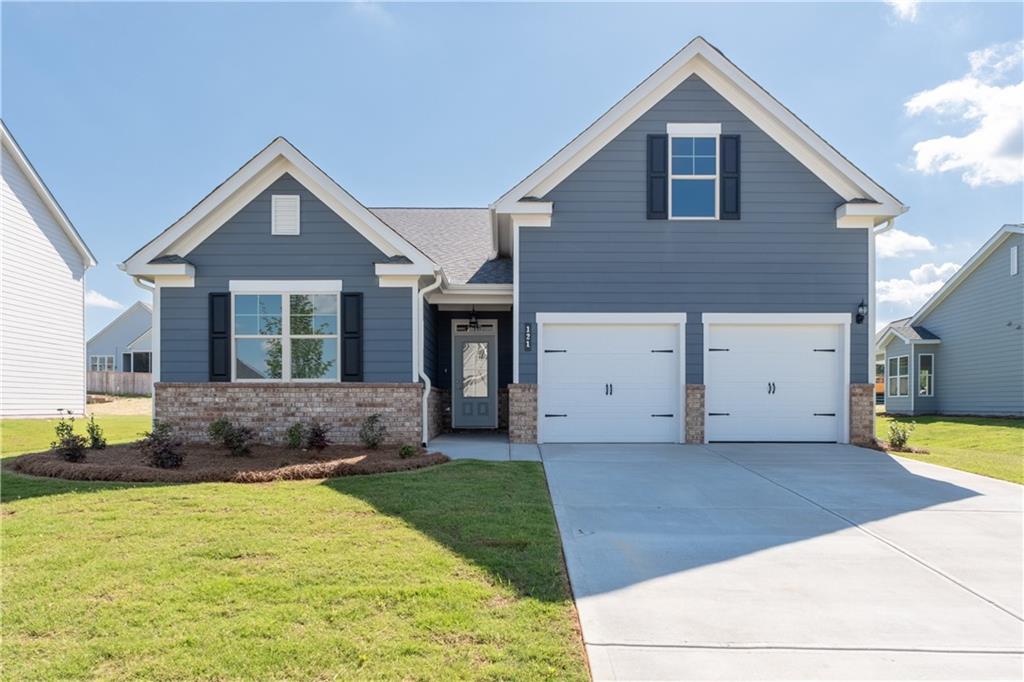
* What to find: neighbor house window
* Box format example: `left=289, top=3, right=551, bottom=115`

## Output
left=1011, top=245, right=1019, bottom=276
left=668, top=123, right=720, bottom=219
left=887, top=355, right=909, bottom=397
left=90, top=355, right=114, bottom=371
left=918, top=354, right=934, bottom=397
left=232, top=291, right=339, bottom=382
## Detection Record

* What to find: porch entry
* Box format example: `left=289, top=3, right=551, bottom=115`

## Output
left=452, top=318, right=498, bottom=429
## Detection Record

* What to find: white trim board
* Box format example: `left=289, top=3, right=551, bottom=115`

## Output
left=121, top=137, right=438, bottom=277
left=491, top=37, right=906, bottom=221
left=1, top=120, right=96, bottom=267
left=229, top=279, right=343, bottom=293
left=535, top=312, right=687, bottom=444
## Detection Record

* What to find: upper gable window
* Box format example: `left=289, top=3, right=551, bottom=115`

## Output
left=271, top=195, right=300, bottom=235
left=1011, top=245, right=1019, bottom=276
left=668, top=123, right=720, bottom=220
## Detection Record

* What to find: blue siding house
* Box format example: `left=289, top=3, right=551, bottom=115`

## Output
left=122, top=37, right=911, bottom=445
left=878, top=224, right=1024, bottom=417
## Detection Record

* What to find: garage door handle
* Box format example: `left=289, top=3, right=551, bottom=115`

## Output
left=604, top=383, right=609, bottom=395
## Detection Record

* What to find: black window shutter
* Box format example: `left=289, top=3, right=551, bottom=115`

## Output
left=209, top=292, right=231, bottom=382
left=720, top=135, right=740, bottom=220
left=647, top=134, right=668, bottom=219
left=341, top=292, right=363, bottom=382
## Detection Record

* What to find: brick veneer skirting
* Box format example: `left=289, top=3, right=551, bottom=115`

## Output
left=426, top=388, right=449, bottom=441
left=685, top=384, right=705, bottom=444
left=849, top=383, right=876, bottom=446
left=508, top=383, right=538, bottom=443
left=155, top=382, right=422, bottom=445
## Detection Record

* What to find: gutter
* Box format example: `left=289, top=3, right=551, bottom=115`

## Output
left=417, top=272, right=444, bottom=445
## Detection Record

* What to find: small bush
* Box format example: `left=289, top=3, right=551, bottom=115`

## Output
left=305, top=421, right=331, bottom=451
left=286, top=422, right=305, bottom=449
left=398, top=443, right=418, bottom=459
left=207, top=418, right=232, bottom=444
left=359, top=414, right=387, bottom=449
left=208, top=418, right=254, bottom=456
left=141, top=422, right=184, bottom=469
left=86, top=414, right=107, bottom=450
left=51, top=410, right=87, bottom=462
left=887, top=420, right=915, bottom=450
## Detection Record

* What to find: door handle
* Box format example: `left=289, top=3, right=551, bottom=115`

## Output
left=604, top=383, right=609, bottom=395
left=610, top=383, right=613, bottom=395
left=767, top=382, right=776, bottom=395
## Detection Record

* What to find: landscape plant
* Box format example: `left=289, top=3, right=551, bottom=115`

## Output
left=208, top=418, right=254, bottom=457
left=887, top=420, right=915, bottom=450
left=86, top=414, right=107, bottom=450
left=305, top=421, right=330, bottom=451
left=359, top=414, right=386, bottom=449
left=50, top=410, right=87, bottom=462
left=140, top=422, right=184, bottom=469
left=398, top=443, right=417, bottom=459
left=286, top=422, right=305, bottom=449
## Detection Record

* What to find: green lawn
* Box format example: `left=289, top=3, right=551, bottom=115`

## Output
left=877, top=415, right=1023, bottom=484
left=0, top=414, right=152, bottom=458
left=1, top=461, right=587, bottom=679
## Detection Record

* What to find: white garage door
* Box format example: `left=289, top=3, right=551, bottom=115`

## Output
left=705, top=324, right=843, bottom=442
left=540, top=323, right=681, bottom=443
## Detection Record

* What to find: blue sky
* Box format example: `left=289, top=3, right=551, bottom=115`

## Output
left=3, top=1, right=1021, bottom=337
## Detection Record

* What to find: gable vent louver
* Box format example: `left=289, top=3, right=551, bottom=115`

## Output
left=271, top=194, right=300, bottom=235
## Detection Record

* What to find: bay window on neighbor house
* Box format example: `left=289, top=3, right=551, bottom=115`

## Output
left=668, top=123, right=719, bottom=219
left=232, top=291, right=339, bottom=382
left=918, top=354, right=934, bottom=397
left=887, top=355, right=909, bottom=397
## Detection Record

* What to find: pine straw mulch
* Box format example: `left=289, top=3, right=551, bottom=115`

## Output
left=3, top=443, right=449, bottom=484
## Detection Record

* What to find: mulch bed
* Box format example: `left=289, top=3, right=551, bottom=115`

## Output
left=4, top=443, right=449, bottom=483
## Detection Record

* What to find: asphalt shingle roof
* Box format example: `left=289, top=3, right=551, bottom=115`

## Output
left=370, top=208, right=509, bottom=284
left=876, top=317, right=940, bottom=346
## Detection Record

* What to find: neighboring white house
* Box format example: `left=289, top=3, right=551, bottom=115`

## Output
left=87, top=301, right=152, bottom=373
left=1, top=120, right=96, bottom=417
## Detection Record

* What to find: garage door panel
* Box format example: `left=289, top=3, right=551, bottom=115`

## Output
left=540, top=321, right=681, bottom=443
left=705, top=323, right=843, bottom=443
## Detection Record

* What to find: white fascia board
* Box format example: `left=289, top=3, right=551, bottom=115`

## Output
left=837, top=202, right=905, bottom=229
left=377, top=274, right=421, bottom=289
left=374, top=262, right=436, bottom=277
left=491, top=37, right=906, bottom=215
left=229, top=279, right=343, bottom=293
left=536, top=312, right=687, bottom=325
left=426, top=283, right=513, bottom=306
left=911, top=224, right=1021, bottom=325
left=1, top=120, right=97, bottom=268
left=703, top=312, right=851, bottom=325
left=122, top=137, right=438, bottom=273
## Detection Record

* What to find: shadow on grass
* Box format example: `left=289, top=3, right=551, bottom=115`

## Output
left=320, top=460, right=572, bottom=603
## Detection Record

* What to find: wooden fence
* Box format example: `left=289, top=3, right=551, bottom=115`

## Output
left=87, top=371, right=153, bottom=396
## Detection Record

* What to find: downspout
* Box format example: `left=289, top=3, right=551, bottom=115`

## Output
left=418, top=272, right=444, bottom=445
left=871, top=219, right=894, bottom=430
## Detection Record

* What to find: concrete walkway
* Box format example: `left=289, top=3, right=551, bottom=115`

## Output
left=428, top=432, right=541, bottom=462
left=542, top=443, right=1023, bottom=681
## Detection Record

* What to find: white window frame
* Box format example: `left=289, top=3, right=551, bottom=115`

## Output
left=90, top=355, right=115, bottom=371
left=230, top=289, right=341, bottom=383
left=918, top=353, right=935, bottom=398
left=271, top=194, right=301, bottom=236
left=667, top=122, right=721, bottom=221
left=887, top=354, right=909, bottom=397
left=1011, top=245, right=1019, bottom=276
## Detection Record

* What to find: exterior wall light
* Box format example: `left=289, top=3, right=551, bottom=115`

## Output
left=856, top=300, right=867, bottom=324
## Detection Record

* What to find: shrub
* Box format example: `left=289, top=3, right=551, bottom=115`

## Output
left=398, top=443, right=418, bottom=459
left=305, top=421, right=331, bottom=451
left=51, top=410, right=87, bottom=462
left=887, top=420, right=915, bottom=450
left=86, top=414, right=107, bottom=450
left=359, top=414, right=387, bottom=449
left=141, top=422, right=184, bottom=469
left=207, top=418, right=254, bottom=456
left=286, top=422, right=305, bottom=449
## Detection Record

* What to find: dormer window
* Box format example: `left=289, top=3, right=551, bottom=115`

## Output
left=667, top=123, right=720, bottom=219
left=271, top=194, right=300, bottom=235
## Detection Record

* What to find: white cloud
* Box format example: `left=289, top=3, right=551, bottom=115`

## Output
left=877, top=261, right=960, bottom=306
left=885, top=0, right=919, bottom=22
left=85, top=290, right=125, bottom=310
left=905, top=40, right=1024, bottom=187
left=876, top=229, right=936, bottom=258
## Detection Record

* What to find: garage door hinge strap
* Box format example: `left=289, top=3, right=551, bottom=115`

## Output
left=709, top=348, right=730, bottom=352
left=813, top=412, right=836, bottom=417
left=813, top=349, right=836, bottom=352
left=544, top=413, right=568, bottom=418
left=651, top=349, right=674, bottom=353
left=651, top=414, right=674, bottom=418
left=708, top=412, right=730, bottom=416
left=544, top=349, right=567, bottom=353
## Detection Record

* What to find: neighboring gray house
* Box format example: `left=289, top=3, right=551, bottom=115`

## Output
left=121, top=37, right=908, bottom=445
left=877, top=224, right=1023, bottom=417
left=87, top=300, right=152, bottom=373
left=1, top=120, right=96, bottom=417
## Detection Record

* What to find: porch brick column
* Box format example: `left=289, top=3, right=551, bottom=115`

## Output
left=849, top=383, right=875, bottom=446
left=685, top=384, right=705, bottom=444
left=508, top=383, right=538, bottom=443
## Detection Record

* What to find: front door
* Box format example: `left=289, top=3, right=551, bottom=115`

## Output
left=452, top=320, right=498, bottom=429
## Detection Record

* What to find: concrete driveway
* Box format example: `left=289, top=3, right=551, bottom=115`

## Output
left=542, top=443, right=1023, bottom=681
